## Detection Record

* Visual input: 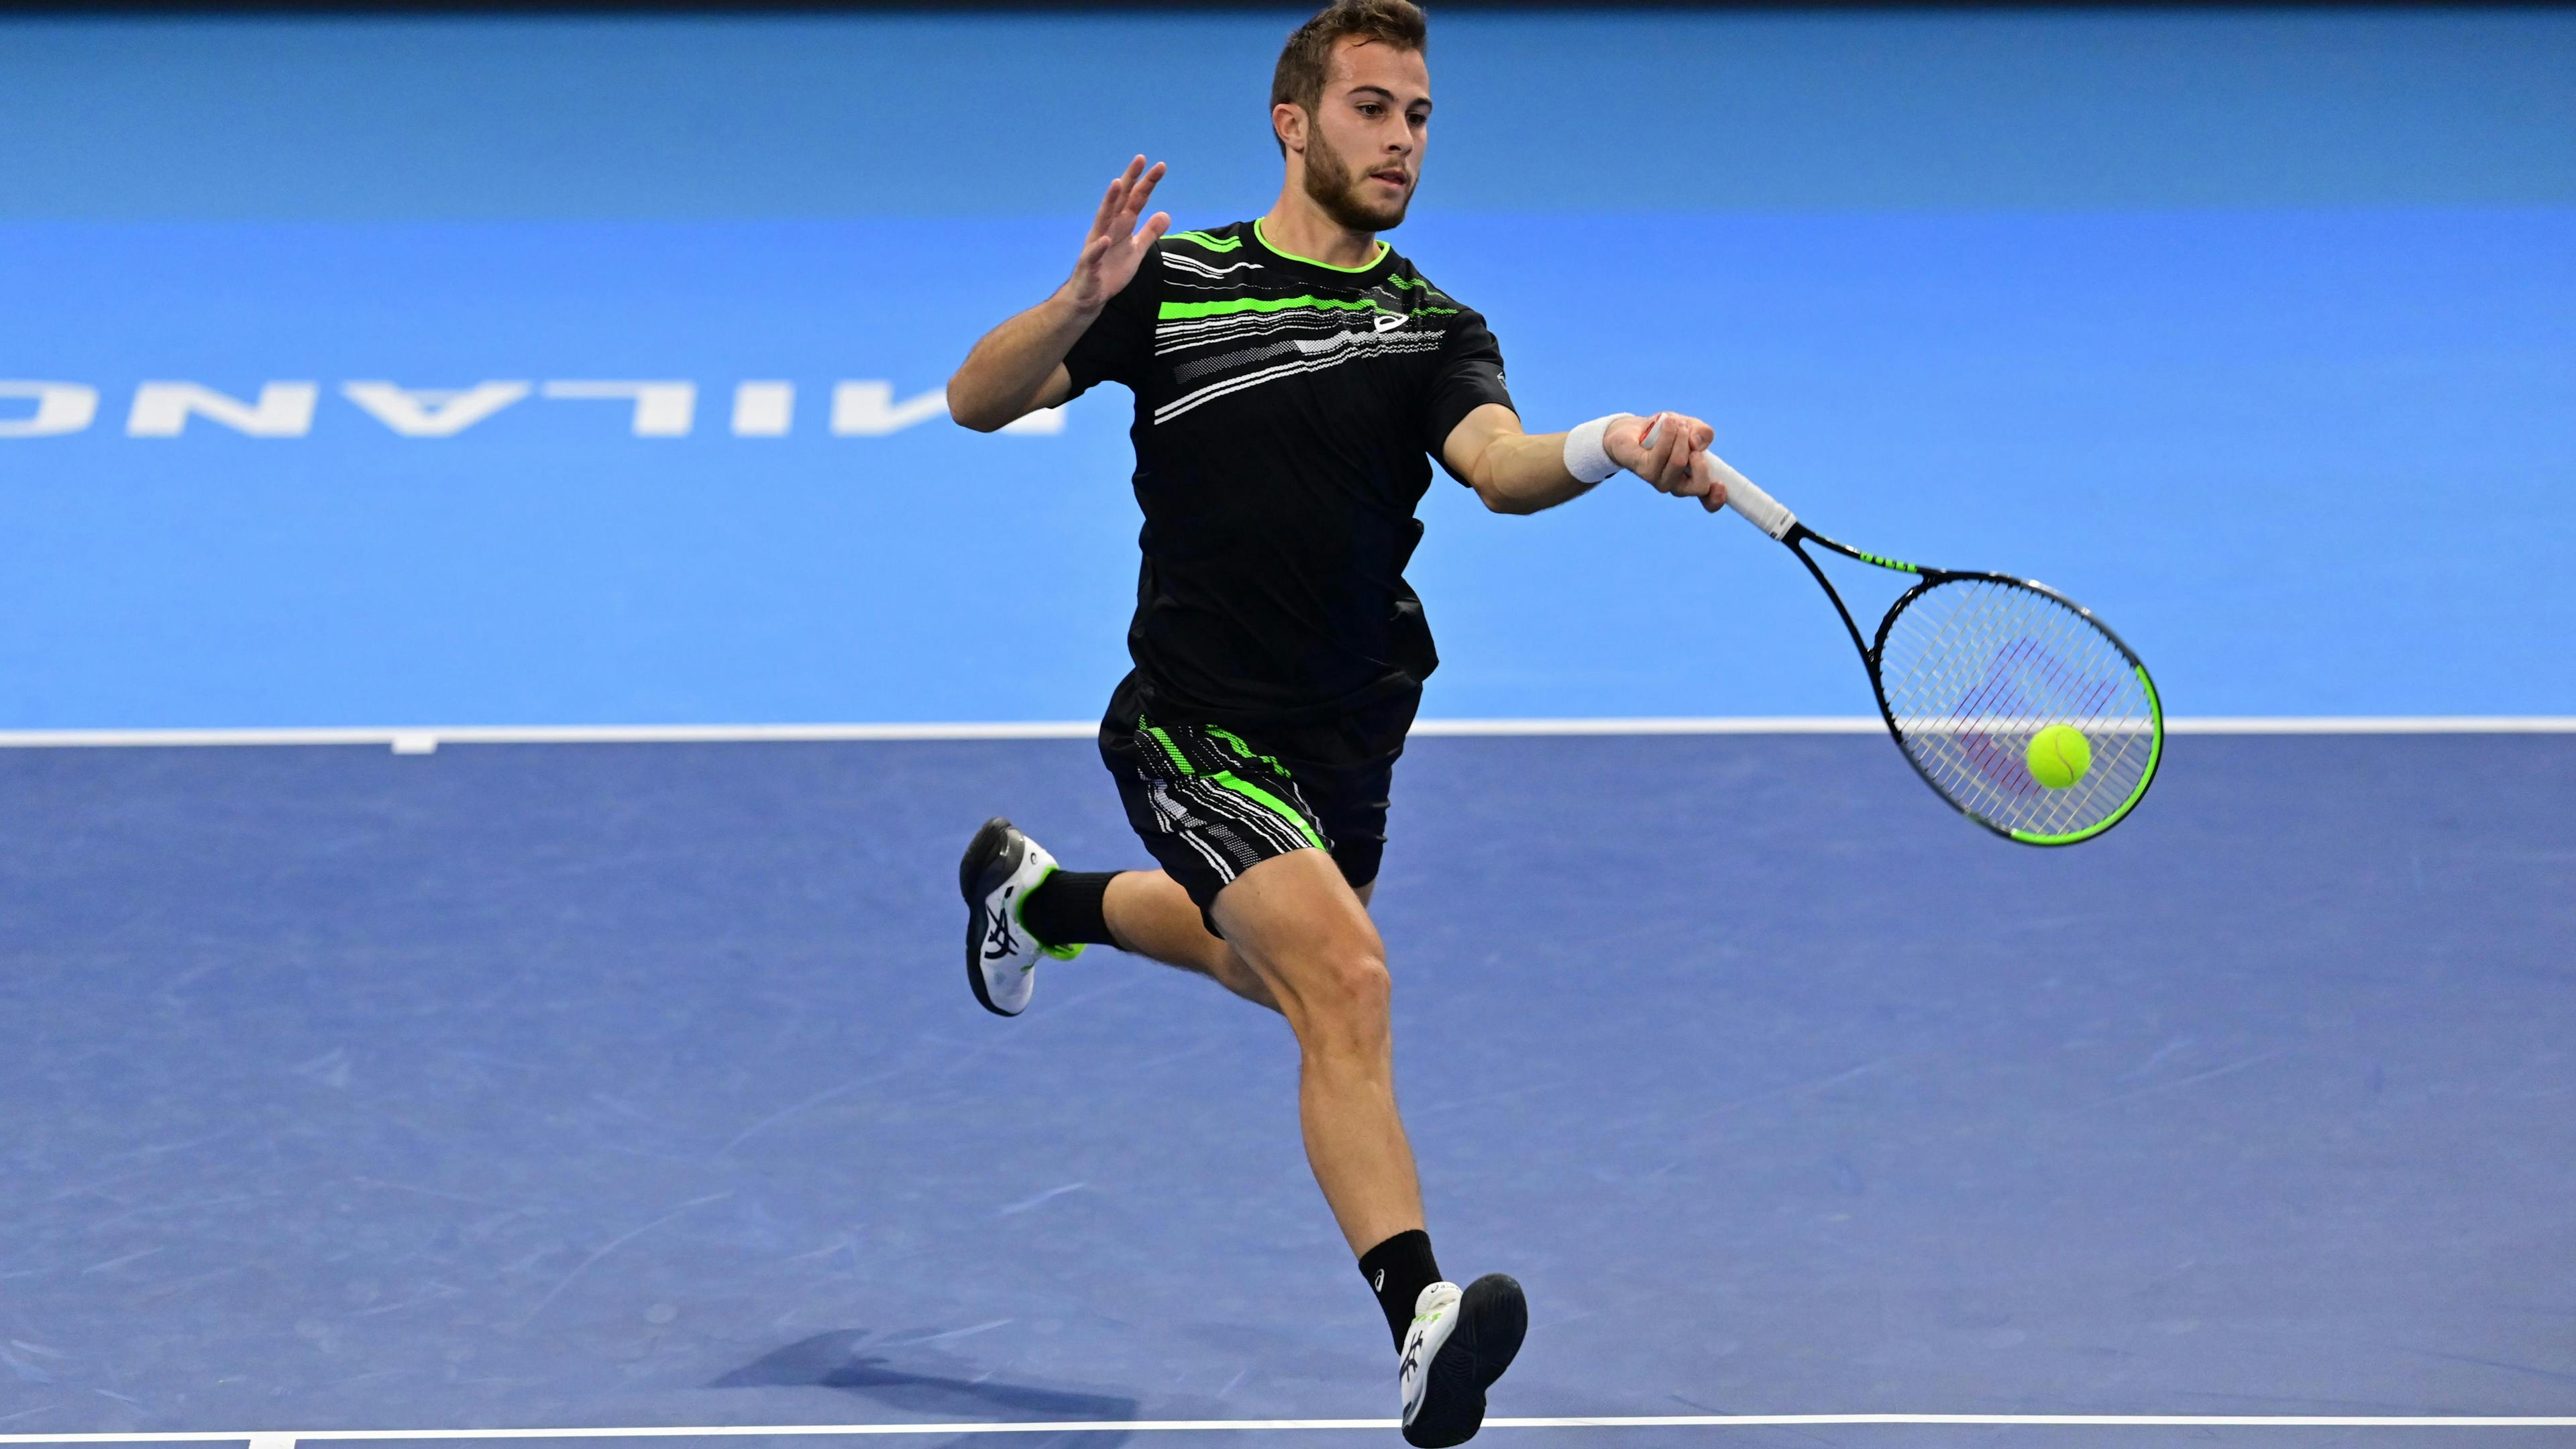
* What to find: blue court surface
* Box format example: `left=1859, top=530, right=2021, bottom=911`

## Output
left=3, top=8, right=2573, bottom=726
left=4, top=6, right=2575, bottom=1448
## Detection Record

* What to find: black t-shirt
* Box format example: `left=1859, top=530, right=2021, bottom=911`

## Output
left=1061, top=218, right=1515, bottom=731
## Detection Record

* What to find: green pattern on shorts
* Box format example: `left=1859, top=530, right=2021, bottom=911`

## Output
left=1136, top=714, right=1326, bottom=852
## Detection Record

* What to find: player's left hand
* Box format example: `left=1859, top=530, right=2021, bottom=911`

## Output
left=1604, top=411, right=1729, bottom=513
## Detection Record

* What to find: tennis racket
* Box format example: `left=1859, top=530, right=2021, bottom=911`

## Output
left=1689, top=444, right=2163, bottom=845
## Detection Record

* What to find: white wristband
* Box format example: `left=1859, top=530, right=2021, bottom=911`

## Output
left=1562, top=413, right=1632, bottom=484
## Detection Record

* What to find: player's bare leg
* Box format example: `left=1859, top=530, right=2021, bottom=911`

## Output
left=1208, top=849, right=1418, bottom=1249
left=1208, top=849, right=1523, bottom=1446
left=966, top=834, right=1420, bottom=1246
left=962, top=821, right=1521, bottom=1446
left=1102, top=866, right=1373, bottom=1014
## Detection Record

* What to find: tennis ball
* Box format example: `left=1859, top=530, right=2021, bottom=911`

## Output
left=2027, top=724, right=2093, bottom=790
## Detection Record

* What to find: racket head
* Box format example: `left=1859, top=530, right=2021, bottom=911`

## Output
left=1868, top=572, right=2163, bottom=845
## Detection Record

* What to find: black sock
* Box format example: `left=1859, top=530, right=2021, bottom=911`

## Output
left=1018, top=869, right=1118, bottom=949
left=1358, top=1228, right=1442, bottom=1350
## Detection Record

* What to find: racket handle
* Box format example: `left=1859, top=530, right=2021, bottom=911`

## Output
left=1710, top=455, right=1796, bottom=539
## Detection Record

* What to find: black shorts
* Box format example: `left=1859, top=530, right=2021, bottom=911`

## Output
left=1098, top=672, right=1419, bottom=926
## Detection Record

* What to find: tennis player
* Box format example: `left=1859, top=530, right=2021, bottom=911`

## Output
left=945, top=3, right=1721, bottom=1441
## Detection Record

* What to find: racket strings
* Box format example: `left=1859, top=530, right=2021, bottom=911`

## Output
left=1876, top=578, right=2157, bottom=839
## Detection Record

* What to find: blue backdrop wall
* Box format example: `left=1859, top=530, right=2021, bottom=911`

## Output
left=3, top=10, right=2572, bottom=727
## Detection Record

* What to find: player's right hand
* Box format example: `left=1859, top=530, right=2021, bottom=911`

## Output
left=1063, top=156, right=1171, bottom=314
left=1613, top=411, right=1729, bottom=512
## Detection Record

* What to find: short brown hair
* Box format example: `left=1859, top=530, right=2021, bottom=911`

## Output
left=1269, top=0, right=1430, bottom=154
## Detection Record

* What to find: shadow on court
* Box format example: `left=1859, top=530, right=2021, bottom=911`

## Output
left=714, top=1329, right=1138, bottom=1435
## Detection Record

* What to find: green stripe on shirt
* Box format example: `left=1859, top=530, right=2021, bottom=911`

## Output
left=1159, top=294, right=1389, bottom=322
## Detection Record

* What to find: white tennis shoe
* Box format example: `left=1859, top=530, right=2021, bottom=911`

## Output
left=1399, top=1275, right=1527, bottom=1447
left=957, top=817, right=1080, bottom=1018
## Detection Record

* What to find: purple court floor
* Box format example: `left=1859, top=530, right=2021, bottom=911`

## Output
left=3, top=732, right=2571, bottom=1446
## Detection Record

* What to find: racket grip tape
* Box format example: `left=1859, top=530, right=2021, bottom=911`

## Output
left=1711, top=456, right=1795, bottom=539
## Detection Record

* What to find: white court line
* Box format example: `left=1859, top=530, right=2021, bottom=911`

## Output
left=0, top=717, right=2570, bottom=752
left=7, top=1415, right=2576, bottom=1442
left=0, top=722, right=1101, bottom=749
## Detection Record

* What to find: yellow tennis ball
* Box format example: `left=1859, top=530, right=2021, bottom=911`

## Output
left=2027, top=724, right=2093, bottom=790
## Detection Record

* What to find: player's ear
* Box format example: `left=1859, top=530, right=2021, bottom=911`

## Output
left=1273, top=101, right=1305, bottom=155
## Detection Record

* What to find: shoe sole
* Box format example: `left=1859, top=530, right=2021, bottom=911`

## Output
left=957, top=816, right=1022, bottom=1018
left=1403, top=1273, right=1527, bottom=1448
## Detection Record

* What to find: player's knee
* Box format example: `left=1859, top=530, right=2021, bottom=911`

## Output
left=1294, top=950, right=1391, bottom=1057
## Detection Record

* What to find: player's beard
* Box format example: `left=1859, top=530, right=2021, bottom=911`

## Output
left=1301, top=131, right=1411, bottom=233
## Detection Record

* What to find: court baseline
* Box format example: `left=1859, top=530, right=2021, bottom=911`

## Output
left=7, top=1412, right=2576, bottom=1444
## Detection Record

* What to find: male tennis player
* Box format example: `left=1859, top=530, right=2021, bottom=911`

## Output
left=944, top=3, right=1721, bottom=1442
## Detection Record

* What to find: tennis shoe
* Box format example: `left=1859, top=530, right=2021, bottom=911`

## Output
left=957, top=817, right=1081, bottom=1018
left=1399, top=1274, right=1527, bottom=1447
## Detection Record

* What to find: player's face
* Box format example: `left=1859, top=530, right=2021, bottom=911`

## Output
left=1302, top=38, right=1431, bottom=232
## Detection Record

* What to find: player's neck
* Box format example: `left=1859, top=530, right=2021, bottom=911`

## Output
left=1259, top=186, right=1382, bottom=271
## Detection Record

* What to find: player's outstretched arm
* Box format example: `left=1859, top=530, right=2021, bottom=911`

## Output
left=947, top=156, right=1171, bottom=433
left=1442, top=405, right=1729, bottom=515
